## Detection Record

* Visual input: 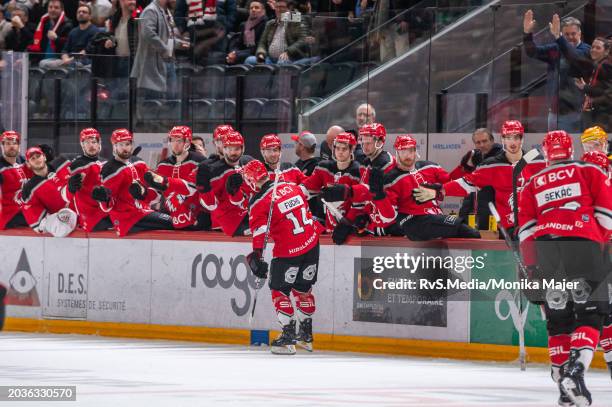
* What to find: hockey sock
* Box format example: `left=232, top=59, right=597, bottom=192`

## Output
left=291, top=288, right=316, bottom=322
left=570, top=325, right=600, bottom=371
left=549, top=334, right=571, bottom=383
left=271, top=289, right=295, bottom=326
left=600, top=323, right=612, bottom=363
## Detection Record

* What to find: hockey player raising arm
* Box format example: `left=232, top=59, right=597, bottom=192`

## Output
left=517, top=130, right=612, bottom=407
left=413, top=120, right=546, bottom=235
left=242, top=160, right=323, bottom=355
left=92, top=129, right=174, bottom=236
left=21, top=146, right=77, bottom=237
left=370, top=135, right=480, bottom=240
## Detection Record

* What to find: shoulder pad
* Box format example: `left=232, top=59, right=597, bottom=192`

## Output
left=415, top=160, right=440, bottom=169
left=189, top=151, right=207, bottom=163
left=129, top=156, right=144, bottom=164
left=279, top=162, right=296, bottom=171
left=22, top=175, right=45, bottom=202
left=70, top=155, right=98, bottom=171
left=101, top=159, right=125, bottom=179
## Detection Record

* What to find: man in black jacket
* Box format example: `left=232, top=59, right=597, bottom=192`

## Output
left=226, top=0, right=267, bottom=64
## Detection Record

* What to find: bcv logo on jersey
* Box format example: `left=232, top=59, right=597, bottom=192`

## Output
left=534, top=168, right=575, bottom=188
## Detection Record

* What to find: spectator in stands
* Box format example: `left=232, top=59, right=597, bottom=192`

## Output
left=131, top=0, right=181, bottom=99
left=523, top=11, right=590, bottom=133
left=550, top=14, right=612, bottom=131
left=3, top=4, right=34, bottom=52
left=0, top=4, right=13, bottom=49
left=245, top=0, right=308, bottom=65
left=450, top=128, right=502, bottom=230
left=226, top=0, right=267, bottom=65
left=39, top=4, right=101, bottom=68
left=370, top=0, right=418, bottom=62
left=90, top=0, right=113, bottom=26
left=320, top=125, right=343, bottom=160
left=27, top=0, right=73, bottom=64
left=175, top=0, right=236, bottom=65
left=355, top=102, right=375, bottom=127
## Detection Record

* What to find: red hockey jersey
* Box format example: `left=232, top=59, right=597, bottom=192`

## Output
left=65, top=155, right=108, bottom=232
left=198, top=155, right=253, bottom=236
left=518, top=161, right=612, bottom=245
left=443, top=151, right=546, bottom=229
left=156, top=151, right=206, bottom=229
left=249, top=181, right=320, bottom=257
left=266, top=162, right=307, bottom=185
left=100, top=157, right=159, bottom=236
left=21, top=158, right=71, bottom=230
left=301, top=159, right=362, bottom=230
left=373, top=162, right=446, bottom=226
left=0, top=157, right=32, bottom=229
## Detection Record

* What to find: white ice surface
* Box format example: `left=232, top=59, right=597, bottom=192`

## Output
left=1, top=332, right=612, bottom=406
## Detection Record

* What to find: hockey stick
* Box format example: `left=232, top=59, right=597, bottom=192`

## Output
left=488, top=201, right=528, bottom=371
left=249, top=169, right=281, bottom=325
left=511, top=148, right=540, bottom=235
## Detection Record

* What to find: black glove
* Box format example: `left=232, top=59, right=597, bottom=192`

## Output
left=226, top=172, right=243, bottom=195
left=460, top=150, right=475, bottom=171
left=332, top=222, right=353, bottom=245
left=196, top=163, right=212, bottom=193
left=322, top=184, right=351, bottom=202
left=129, top=181, right=147, bottom=200
left=68, top=173, right=83, bottom=193
left=0, top=172, right=3, bottom=185
left=368, top=167, right=385, bottom=200
left=144, top=171, right=168, bottom=192
left=354, top=214, right=370, bottom=231
left=38, top=144, right=54, bottom=162
left=246, top=250, right=268, bottom=279
left=92, top=186, right=112, bottom=203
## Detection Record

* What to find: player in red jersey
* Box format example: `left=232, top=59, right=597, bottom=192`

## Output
left=196, top=130, right=254, bottom=236
left=243, top=159, right=322, bottom=355
left=0, top=130, right=33, bottom=229
left=518, top=130, right=612, bottom=407
left=207, top=124, right=235, bottom=163
left=259, top=134, right=307, bottom=184
left=92, top=129, right=173, bottom=236
left=64, top=128, right=112, bottom=232
left=149, top=126, right=210, bottom=230
left=370, top=135, right=480, bottom=240
left=20, top=146, right=76, bottom=237
left=414, top=120, right=546, bottom=236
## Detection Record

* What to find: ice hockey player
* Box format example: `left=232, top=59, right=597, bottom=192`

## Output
left=0, top=130, right=32, bottom=229
left=196, top=130, right=253, bottom=236
left=242, top=159, right=322, bottom=355
left=92, top=128, right=173, bottom=236
left=581, top=126, right=610, bottom=160
left=148, top=126, right=210, bottom=230
left=65, top=128, right=112, bottom=232
left=518, top=130, right=612, bottom=407
left=259, top=134, right=306, bottom=184
left=413, top=120, right=546, bottom=236
left=369, top=135, right=480, bottom=240
left=357, top=123, right=396, bottom=178
left=207, top=124, right=234, bottom=163
left=301, top=132, right=363, bottom=244
left=20, top=146, right=76, bottom=237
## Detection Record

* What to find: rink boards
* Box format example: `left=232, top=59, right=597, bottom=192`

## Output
left=0, top=229, right=604, bottom=367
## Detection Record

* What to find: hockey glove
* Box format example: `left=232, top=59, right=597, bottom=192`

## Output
left=412, top=183, right=442, bottom=204
left=322, top=184, right=351, bottom=202
left=226, top=172, right=244, bottom=196
left=368, top=168, right=386, bottom=200
left=38, top=144, right=55, bottom=162
left=67, top=173, right=84, bottom=193
left=332, top=222, right=353, bottom=245
left=92, top=186, right=112, bottom=203
left=195, top=164, right=212, bottom=193
left=129, top=181, right=147, bottom=200
left=460, top=150, right=476, bottom=172
left=144, top=171, right=168, bottom=192
left=246, top=250, right=268, bottom=279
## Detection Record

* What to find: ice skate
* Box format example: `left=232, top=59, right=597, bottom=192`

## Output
left=296, top=318, right=313, bottom=352
left=271, top=320, right=296, bottom=355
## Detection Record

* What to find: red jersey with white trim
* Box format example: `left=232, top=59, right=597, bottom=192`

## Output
left=443, top=151, right=546, bottom=228
left=266, top=162, right=307, bottom=185
left=518, top=161, right=612, bottom=245
left=198, top=155, right=254, bottom=236
left=100, top=157, right=159, bottom=236
left=249, top=181, right=320, bottom=257
left=301, top=159, right=362, bottom=230
left=21, top=158, right=72, bottom=230
left=359, top=150, right=396, bottom=183
left=372, top=162, right=445, bottom=226
left=156, top=151, right=206, bottom=229
left=66, top=155, right=107, bottom=232
left=0, top=156, right=32, bottom=229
